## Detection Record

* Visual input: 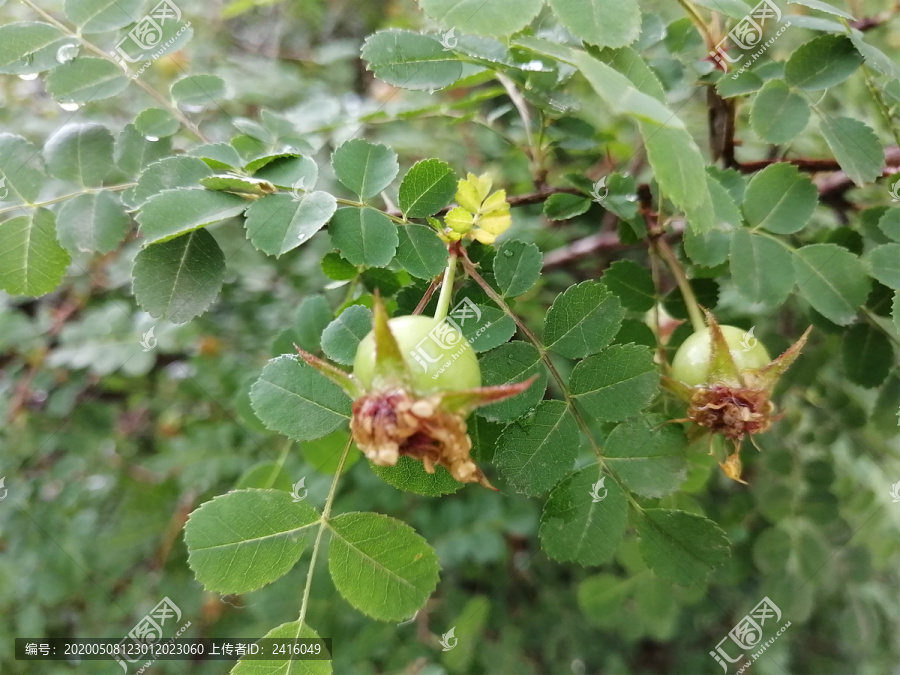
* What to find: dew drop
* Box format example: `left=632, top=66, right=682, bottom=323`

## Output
left=144, top=135, right=160, bottom=142
left=18, top=73, right=39, bottom=81
left=56, top=43, right=79, bottom=64
left=520, top=59, right=546, bottom=71
left=503, top=250, right=514, bottom=257
left=59, top=102, right=80, bottom=112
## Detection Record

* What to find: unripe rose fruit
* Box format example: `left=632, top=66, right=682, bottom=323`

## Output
left=671, top=325, right=770, bottom=386
left=353, top=315, right=482, bottom=394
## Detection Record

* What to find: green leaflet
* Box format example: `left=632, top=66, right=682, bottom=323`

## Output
left=543, top=281, right=625, bottom=359
left=132, top=229, right=226, bottom=324
left=184, top=489, right=321, bottom=594
left=569, top=344, right=659, bottom=422
left=539, top=464, right=628, bottom=566
left=0, top=209, right=70, bottom=297
left=493, top=240, right=542, bottom=297
left=328, top=512, right=440, bottom=621
left=250, top=355, right=352, bottom=441
left=636, top=509, right=731, bottom=585
left=495, top=400, right=579, bottom=496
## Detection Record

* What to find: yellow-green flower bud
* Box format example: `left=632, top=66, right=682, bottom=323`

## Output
left=477, top=203, right=511, bottom=235
left=445, top=206, right=475, bottom=234
left=480, top=189, right=508, bottom=214
left=456, top=176, right=482, bottom=213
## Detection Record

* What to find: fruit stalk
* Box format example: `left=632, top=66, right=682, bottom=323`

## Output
left=434, top=251, right=458, bottom=322
left=654, top=238, right=706, bottom=333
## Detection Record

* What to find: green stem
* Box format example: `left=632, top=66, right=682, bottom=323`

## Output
left=648, top=247, right=668, bottom=368
left=838, top=19, right=900, bottom=147
left=297, top=436, right=353, bottom=631
left=0, top=183, right=135, bottom=216
left=260, top=439, right=293, bottom=490
left=335, top=198, right=406, bottom=225
left=434, top=252, right=458, bottom=321
left=342, top=275, right=360, bottom=305
left=752, top=228, right=795, bottom=250
left=495, top=72, right=543, bottom=181
left=460, top=252, right=644, bottom=512
left=275, top=439, right=291, bottom=469
left=20, top=0, right=210, bottom=143
left=676, top=0, right=716, bottom=48
left=863, top=65, right=900, bottom=148
left=655, top=238, right=706, bottom=333
left=862, top=308, right=900, bottom=348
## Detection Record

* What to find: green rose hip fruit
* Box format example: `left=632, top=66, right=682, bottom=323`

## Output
left=353, top=315, right=481, bottom=395
left=662, top=313, right=811, bottom=484
left=671, top=325, right=770, bottom=386
left=295, top=297, right=532, bottom=488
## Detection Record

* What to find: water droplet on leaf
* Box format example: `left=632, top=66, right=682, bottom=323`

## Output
left=59, top=102, right=80, bottom=112
left=144, top=135, right=160, bottom=142
left=503, top=250, right=514, bottom=257
left=520, top=60, right=546, bottom=71
left=18, top=73, right=39, bottom=81
left=55, top=43, right=79, bottom=64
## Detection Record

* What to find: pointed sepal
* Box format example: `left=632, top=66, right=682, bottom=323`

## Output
left=705, top=310, right=745, bottom=387
left=744, top=325, right=813, bottom=392
left=293, top=343, right=365, bottom=398
left=660, top=374, right=695, bottom=402
left=719, top=449, right=747, bottom=484
left=371, top=292, right=413, bottom=389
left=437, top=375, right=538, bottom=415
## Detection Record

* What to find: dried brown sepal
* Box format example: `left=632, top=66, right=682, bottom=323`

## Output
left=350, top=389, right=495, bottom=488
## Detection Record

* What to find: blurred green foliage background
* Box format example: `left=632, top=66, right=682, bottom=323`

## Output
left=1, top=0, right=899, bottom=673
